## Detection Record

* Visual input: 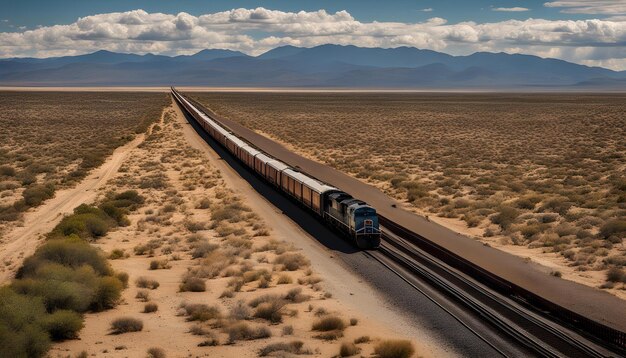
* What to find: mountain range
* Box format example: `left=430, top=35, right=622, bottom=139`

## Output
left=1, top=45, right=625, bottom=88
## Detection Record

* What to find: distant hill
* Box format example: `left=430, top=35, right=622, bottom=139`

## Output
left=0, top=45, right=624, bottom=88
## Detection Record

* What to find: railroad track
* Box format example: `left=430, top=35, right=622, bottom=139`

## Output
left=370, top=226, right=614, bottom=358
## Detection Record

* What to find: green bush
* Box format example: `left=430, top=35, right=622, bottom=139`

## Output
left=91, top=276, right=123, bottom=311
left=0, top=288, right=51, bottom=358
left=19, top=236, right=111, bottom=277
left=11, top=278, right=93, bottom=313
left=53, top=212, right=112, bottom=239
left=41, top=310, right=84, bottom=340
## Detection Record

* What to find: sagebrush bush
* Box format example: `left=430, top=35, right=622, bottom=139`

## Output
left=374, top=340, right=415, bottom=358
left=259, top=341, right=305, bottom=356
left=600, top=219, right=626, bottom=238
left=606, top=268, right=626, bottom=283
left=144, top=302, right=159, bottom=313
left=135, top=276, right=160, bottom=289
left=110, top=317, right=143, bottom=334
left=179, top=277, right=206, bottom=292
left=147, top=347, right=166, bottom=358
left=254, top=299, right=286, bottom=323
left=22, top=183, right=55, bottom=207
left=226, top=322, right=271, bottom=342
left=182, top=303, right=221, bottom=322
left=339, top=342, right=361, bottom=357
left=274, top=252, right=309, bottom=271
left=312, top=316, right=345, bottom=332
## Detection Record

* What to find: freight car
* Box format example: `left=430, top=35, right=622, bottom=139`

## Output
left=171, top=88, right=380, bottom=249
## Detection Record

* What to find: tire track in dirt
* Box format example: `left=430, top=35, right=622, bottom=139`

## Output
left=0, top=102, right=168, bottom=284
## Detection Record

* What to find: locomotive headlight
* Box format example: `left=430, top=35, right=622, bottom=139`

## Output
left=364, top=219, right=373, bottom=226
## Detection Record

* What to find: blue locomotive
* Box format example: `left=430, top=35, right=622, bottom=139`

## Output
left=171, top=88, right=381, bottom=249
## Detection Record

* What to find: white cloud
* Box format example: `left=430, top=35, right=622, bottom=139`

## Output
left=544, top=1, right=626, bottom=15
left=0, top=7, right=625, bottom=70
left=493, top=7, right=530, bottom=12
left=419, top=8, right=434, bottom=12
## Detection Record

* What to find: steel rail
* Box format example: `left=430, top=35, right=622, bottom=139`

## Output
left=379, top=227, right=611, bottom=358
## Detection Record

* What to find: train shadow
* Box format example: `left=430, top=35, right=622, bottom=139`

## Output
left=179, top=106, right=360, bottom=255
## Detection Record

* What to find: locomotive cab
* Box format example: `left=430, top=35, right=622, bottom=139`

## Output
left=349, top=204, right=381, bottom=249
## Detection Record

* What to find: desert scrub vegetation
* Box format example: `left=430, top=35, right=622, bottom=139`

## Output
left=0, top=92, right=168, bottom=226
left=110, top=317, right=144, bottom=334
left=374, top=339, right=416, bottom=358
left=0, top=190, right=142, bottom=356
left=192, top=92, right=626, bottom=283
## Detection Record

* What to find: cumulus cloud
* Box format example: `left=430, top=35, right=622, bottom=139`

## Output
left=0, top=7, right=625, bottom=70
left=492, top=7, right=530, bottom=12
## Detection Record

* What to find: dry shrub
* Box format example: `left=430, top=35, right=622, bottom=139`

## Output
left=339, top=342, right=361, bottom=357
left=284, top=288, right=310, bottom=303
left=243, top=269, right=272, bottom=283
left=109, top=249, right=125, bottom=260
left=226, top=322, right=271, bottom=342
left=191, top=242, right=218, bottom=259
left=229, top=300, right=251, bottom=320
left=274, top=252, right=309, bottom=271
left=228, top=278, right=244, bottom=292
left=354, top=335, right=371, bottom=344
left=136, top=290, right=149, bottom=302
left=282, top=325, right=294, bottom=336
left=180, top=276, right=206, bottom=292
left=135, top=276, right=160, bottom=289
left=189, top=324, right=209, bottom=335
left=110, top=317, right=143, bottom=334
left=181, top=303, right=221, bottom=322
left=149, top=259, right=171, bottom=270
left=147, top=347, right=166, bottom=358
left=349, top=318, right=358, bottom=326
left=277, top=274, right=293, bottom=284
left=144, top=302, right=158, bottom=313
left=198, top=333, right=220, bottom=346
left=312, top=316, right=345, bottom=332
left=259, top=341, right=306, bottom=356
left=254, top=299, right=286, bottom=323
left=606, top=268, right=626, bottom=283
left=374, top=340, right=415, bottom=358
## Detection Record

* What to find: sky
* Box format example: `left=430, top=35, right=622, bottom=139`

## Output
left=1, top=0, right=626, bottom=70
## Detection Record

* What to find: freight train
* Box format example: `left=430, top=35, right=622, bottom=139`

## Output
left=171, top=88, right=381, bottom=249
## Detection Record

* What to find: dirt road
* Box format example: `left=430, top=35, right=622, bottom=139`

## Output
left=0, top=109, right=164, bottom=284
